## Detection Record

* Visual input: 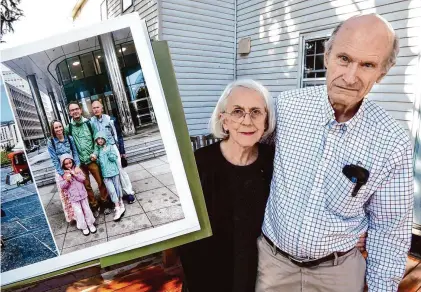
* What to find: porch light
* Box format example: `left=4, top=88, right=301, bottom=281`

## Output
left=72, top=61, right=80, bottom=66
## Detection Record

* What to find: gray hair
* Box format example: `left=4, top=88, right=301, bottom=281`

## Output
left=210, top=79, right=276, bottom=139
left=324, top=14, right=399, bottom=72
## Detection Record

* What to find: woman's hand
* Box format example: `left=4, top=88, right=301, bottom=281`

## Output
left=74, top=167, right=82, bottom=174
left=356, top=232, right=367, bottom=252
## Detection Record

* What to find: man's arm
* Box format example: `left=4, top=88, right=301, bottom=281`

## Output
left=111, top=117, right=125, bottom=155
left=365, top=141, right=413, bottom=292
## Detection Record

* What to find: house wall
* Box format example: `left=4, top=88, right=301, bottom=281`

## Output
left=160, top=0, right=236, bottom=135
left=235, top=0, right=421, bottom=134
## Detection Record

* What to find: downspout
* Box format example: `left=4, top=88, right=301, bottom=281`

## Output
left=233, top=0, right=237, bottom=80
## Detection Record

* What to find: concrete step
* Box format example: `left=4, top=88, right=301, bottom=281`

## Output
left=126, top=142, right=164, bottom=156
left=32, top=165, right=55, bottom=175
left=124, top=137, right=163, bottom=152
left=33, top=142, right=166, bottom=182
left=34, top=175, right=55, bottom=187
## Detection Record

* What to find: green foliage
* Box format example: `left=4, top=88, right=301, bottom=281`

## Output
left=0, top=151, right=11, bottom=166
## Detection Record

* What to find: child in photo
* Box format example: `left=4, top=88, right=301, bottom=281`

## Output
left=93, top=132, right=125, bottom=221
left=57, top=154, right=96, bottom=236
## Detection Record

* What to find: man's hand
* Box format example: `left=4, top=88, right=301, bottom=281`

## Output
left=90, top=154, right=97, bottom=161
left=121, top=154, right=126, bottom=158
left=356, top=232, right=367, bottom=252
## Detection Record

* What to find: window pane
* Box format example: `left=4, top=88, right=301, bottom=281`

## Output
left=305, top=56, right=314, bottom=71
left=122, top=42, right=139, bottom=67
left=316, top=39, right=325, bottom=54
left=68, top=56, right=84, bottom=81
left=80, top=53, right=96, bottom=78
left=317, top=71, right=326, bottom=78
left=115, top=45, right=125, bottom=68
left=305, top=72, right=316, bottom=78
left=93, top=50, right=106, bottom=74
left=58, top=60, right=71, bottom=85
left=305, top=41, right=315, bottom=55
left=315, top=55, right=324, bottom=70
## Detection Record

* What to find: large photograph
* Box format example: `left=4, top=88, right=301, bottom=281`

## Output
left=0, top=14, right=201, bottom=285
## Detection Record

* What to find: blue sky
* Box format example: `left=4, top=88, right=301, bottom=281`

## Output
left=1, top=77, right=14, bottom=122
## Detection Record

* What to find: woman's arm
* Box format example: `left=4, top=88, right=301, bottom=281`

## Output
left=48, top=139, right=64, bottom=176
left=68, top=136, right=81, bottom=167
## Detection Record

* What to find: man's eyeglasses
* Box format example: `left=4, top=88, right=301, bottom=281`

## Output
left=223, top=108, right=266, bottom=123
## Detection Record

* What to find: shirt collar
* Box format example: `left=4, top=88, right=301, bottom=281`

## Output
left=321, top=86, right=367, bottom=132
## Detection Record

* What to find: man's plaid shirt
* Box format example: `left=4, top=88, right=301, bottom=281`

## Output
left=262, top=85, right=414, bottom=291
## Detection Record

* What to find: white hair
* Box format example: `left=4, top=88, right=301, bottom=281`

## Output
left=209, top=79, right=276, bottom=139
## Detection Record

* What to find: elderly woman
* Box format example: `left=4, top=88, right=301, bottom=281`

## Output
left=47, top=120, right=81, bottom=223
left=179, top=80, right=367, bottom=292
left=179, top=79, right=276, bottom=292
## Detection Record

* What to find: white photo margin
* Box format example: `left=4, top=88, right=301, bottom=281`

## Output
left=0, top=13, right=200, bottom=285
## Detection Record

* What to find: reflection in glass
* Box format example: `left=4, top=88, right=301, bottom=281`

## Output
left=115, top=45, right=125, bottom=68
left=94, top=50, right=106, bottom=74
left=58, top=61, right=71, bottom=85
left=122, top=42, right=139, bottom=67
left=315, top=55, right=324, bottom=70
left=68, top=56, right=84, bottom=81
left=80, top=53, right=96, bottom=78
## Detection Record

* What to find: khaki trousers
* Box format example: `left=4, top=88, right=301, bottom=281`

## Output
left=255, top=235, right=366, bottom=292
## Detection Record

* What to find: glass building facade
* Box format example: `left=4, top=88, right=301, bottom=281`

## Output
left=55, top=40, right=154, bottom=129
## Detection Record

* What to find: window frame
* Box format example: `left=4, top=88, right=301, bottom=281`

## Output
left=122, top=0, right=133, bottom=13
left=100, top=0, right=108, bottom=21
left=297, top=30, right=331, bottom=88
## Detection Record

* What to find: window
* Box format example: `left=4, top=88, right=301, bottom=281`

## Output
left=299, top=32, right=330, bottom=88
left=121, top=42, right=139, bottom=67
left=68, top=56, right=84, bottom=81
left=122, top=0, right=133, bottom=12
left=80, top=53, right=97, bottom=78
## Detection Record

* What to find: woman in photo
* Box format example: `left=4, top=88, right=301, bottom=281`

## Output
left=93, top=132, right=125, bottom=221
left=47, top=120, right=81, bottom=223
left=57, top=154, right=96, bottom=236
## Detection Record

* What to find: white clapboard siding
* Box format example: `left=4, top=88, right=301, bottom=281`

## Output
left=108, top=0, right=159, bottom=40
left=236, top=0, right=421, bottom=135
left=161, top=0, right=235, bottom=135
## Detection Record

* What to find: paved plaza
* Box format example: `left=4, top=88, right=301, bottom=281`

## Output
left=37, top=155, right=185, bottom=255
left=0, top=166, right=57, bottom=273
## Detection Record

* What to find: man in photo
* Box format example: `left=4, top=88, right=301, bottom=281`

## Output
left=89, top=100, right=135, bottom=204
left=256, top=14, right=414, bottom=292
left=66, top=101, right=111, bottom=216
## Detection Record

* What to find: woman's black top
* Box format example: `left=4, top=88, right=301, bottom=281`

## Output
left=179, top=142, right=275, bottom=292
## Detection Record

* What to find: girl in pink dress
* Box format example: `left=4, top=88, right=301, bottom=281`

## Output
left=57, top=153, right=96, bottom=236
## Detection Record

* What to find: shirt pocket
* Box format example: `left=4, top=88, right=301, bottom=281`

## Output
left=324, top=171, right=367, bottom=218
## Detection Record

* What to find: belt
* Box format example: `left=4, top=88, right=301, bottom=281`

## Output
left=262, top=233, right=353, bottom=268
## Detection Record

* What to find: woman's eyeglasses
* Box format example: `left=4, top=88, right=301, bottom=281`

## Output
left=223, top=108, right=266, bottom=123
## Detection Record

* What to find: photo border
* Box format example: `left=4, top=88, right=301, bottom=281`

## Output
left=0, top=14, right=207, bottom=286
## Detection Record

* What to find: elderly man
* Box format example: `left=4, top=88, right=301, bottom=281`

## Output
left=89, top=100, right=135, bottom=204
left=256, top=14, right=413, bottom=292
